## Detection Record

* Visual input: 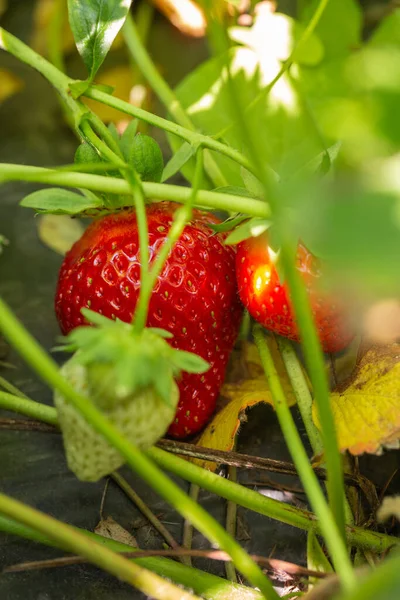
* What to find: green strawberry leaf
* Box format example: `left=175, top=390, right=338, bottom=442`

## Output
left=20, top=189, right=102, bottom=215
left=74, top=142, right=103, bottom=166
left=213, top=186, right=256, bottom=199
left=225, top=218, right=272, bottom=245
left=241, top=169, right=264, bottom=199
left=161, top=142, right=196, bottom=183
left=289, top=141, right=342, bottom=180
left=108, top=122, right=121, bottom=145
left=130, top=134, right=164, bottom=182
left=68, top=0, right=132, bottom=80
left=172, top=351, right=209, bottom=374
left=119, top=120, right=138, bottom=161
left=147, top=327, right=174, bottom=339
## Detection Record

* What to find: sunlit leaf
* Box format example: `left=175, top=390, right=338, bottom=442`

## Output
left=0, top=69, right=23, bottom=104
left=230, top=6, right=324, bottom=67
left=37, top=214, right=85, bottom=256
left=68, top=0, right=132, bottom=79
left=313, top=343, right=400, bottom=455
left=192, top=339, right=297, bottom=471
left=225, top=218, right=271, bottom=245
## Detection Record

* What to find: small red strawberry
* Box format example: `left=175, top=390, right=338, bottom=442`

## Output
left=55, top=202, right=242, bottom=437
left=236, top=233, right=354, bottom=353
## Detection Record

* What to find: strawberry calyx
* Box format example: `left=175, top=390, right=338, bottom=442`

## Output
left=57, top=308, right=209, bottom=410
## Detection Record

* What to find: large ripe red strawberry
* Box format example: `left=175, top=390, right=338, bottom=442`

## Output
left=55, top=202, right=242, bottom=437
left=236, top=233, right=354, bottom=353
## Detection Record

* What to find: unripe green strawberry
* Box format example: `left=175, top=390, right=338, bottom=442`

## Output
left=55, top=358, right=179, bottom=482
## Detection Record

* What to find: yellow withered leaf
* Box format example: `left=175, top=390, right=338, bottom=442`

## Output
left=193, top=338, right=297, bottom=471
left=38, top=215, right=84, bottom=256
left=0, top=69, right=23, bottom=104
left=313, top=343, right=400, bottom=455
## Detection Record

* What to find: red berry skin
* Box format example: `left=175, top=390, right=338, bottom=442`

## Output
left=236, top=234, right=354, bottom=354
left=55, top=202, right=242, bottom=438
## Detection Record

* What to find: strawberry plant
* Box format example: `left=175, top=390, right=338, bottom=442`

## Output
left=1, top=1, right=400, bottom=600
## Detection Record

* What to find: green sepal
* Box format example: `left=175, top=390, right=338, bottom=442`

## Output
left=225, top=218, right=272, bottom=245
left=209, top=213, right=248, bottom=233
left=119, top=120, right=139, bottom=161
left=57, top=311, right=209, bottom=409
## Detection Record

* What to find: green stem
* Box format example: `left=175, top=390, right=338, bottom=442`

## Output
left=123, top=13, right=193, bottom=130
left=0, top=494, right=201, bottom=600
left=0, top=391, right=397, bottom=555
left=0, top=27, right=253, bottom=178
left=278, top=238, right=347, bottom=541
left=88, top=112, right=126, bottom=159
left=0, top=375, right=28, bottom=399
left=84, top=87, right=255, bottom=176
left=0, top=164, right=270, bottom=216
left=148, top=447, right=397, bottom=554
left=0, top=514, right=264, bottom=600
left=0, top=390, right=58, bottom=425
left=133, top=149, right=204, bottom=331
left=78, top=122, right=151, bottom=331
left=182, top=484, right=200, bottom=567
left=122, top=14, right=228, bottom=188
left=225, top=465, right=238, bottom=582
left=277, top=337, right=322, bottom=454
left=203, top=0, right=347, bottom=543
left=80, top=120, right=126, bottom=168
left=122, top=169, right=150, bottom=332
left=277, top=337, right=355, bottom=527
left=0, top=28, right=86, bottom=128
left=0, top=298, right=278, bottom=600
left=253, top=327, right=355, bottom=591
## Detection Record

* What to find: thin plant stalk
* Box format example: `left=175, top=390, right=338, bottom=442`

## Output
left=202, top=0, right=347, bottom=542
left=122, top=14, right=228, bottom=188
left=133, top=149, right=204, bottom=331
left=0, top=513, right=265, bottom=600
left=253, top=326, right=354, bottom=592
left=0, top=494, right=201, bottom=600
left=0, top=390, right=397, bottom=554
left=0, top=297, right=279, bottom=600
left=0, top=163, right=269, bottom=216
left=182, top=484, right=200, bottom=567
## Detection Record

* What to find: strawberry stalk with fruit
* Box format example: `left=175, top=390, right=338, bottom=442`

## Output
left=1, top=1, right=400, bottom=599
